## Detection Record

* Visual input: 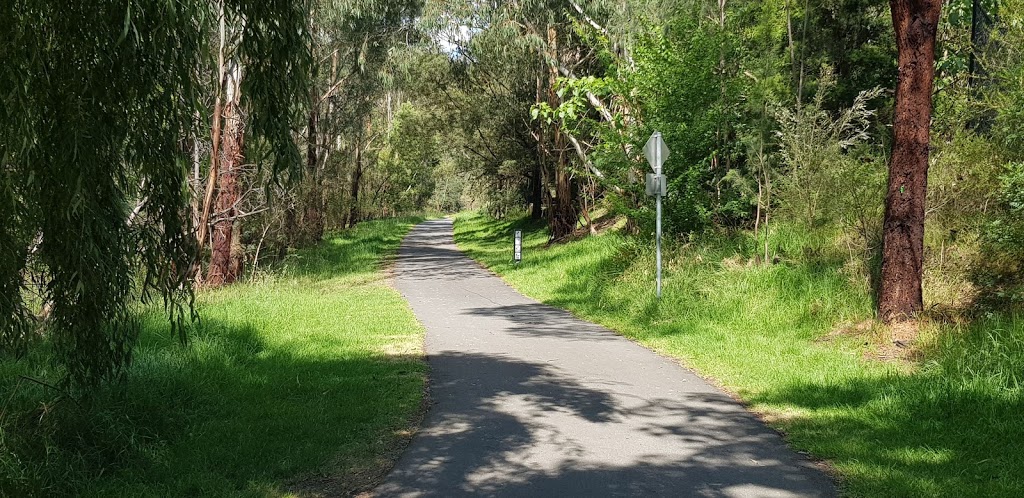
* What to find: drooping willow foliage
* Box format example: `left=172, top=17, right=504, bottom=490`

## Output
left=0, top=0, right=311, bottom=387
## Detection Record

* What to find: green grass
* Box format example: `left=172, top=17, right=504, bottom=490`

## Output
left=1, top=217, right=427, bottom=497
left=453, top=211, right=1024, bottom=498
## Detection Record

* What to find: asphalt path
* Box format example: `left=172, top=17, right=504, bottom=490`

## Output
left=376, top=218, right=836, bottom=497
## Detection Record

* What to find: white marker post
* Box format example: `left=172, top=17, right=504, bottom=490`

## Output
left=643, top=132, right=670, bottom=299
left=514, top=230, right=522, bottom=265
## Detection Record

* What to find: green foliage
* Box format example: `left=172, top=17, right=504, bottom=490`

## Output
left=774, top=69, right=885, bottom=231
left=988, top=9, right=1024, bottom=158
left=629, top=12, right=734, bottom=233
left=799, top=0, right=895, bottom=107
left=2, top=0, right=208, bottom=387
left=429, top=160, right=468, bottom=213
left=1, top=0, right=311, bottom=387
left=969, top=6, right=1024, bottom=309
left=236, top=0, right=313, bottom=178
left=369, top=104, right=441, bottom=216
left=975, top=163, right=1024, bottom=308
left=0, top=218, right=425, bottom=496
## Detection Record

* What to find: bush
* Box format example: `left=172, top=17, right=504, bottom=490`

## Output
left=974, top=163, right=1024, bottom=309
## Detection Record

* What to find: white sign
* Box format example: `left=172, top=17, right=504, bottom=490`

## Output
left=514, top=230, right=522, bottom=263
left=645, top=174, right=667, bottom=197
left=643, top=132, right=670, bottom=173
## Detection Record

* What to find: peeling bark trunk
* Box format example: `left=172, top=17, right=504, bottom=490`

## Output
left=207, top=60, right=243, bottom=287
left=229, top=218, right=244, bottom=278
left=546, top=25, right=577, bottom=241
left=879, top=0, right=941, bottom=322
left=550, top=146, right=577, bottom=240
left=193, top=0, right=227, bottom=284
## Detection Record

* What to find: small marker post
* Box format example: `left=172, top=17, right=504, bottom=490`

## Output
left=513, top=230, right=522, bottom=265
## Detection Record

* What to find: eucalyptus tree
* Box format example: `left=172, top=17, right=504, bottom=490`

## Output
left=1, top=0, right=310, bottom=386
left=417, top=1, right=543, bottom=219
left=298, top=0, right=422, bottom=236
left=431, top=0, right=625, bottom=238
left=878, top=0, right=942, bottom=322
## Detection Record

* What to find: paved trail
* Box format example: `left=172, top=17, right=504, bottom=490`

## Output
left=376, top=219, right=835, bottom=498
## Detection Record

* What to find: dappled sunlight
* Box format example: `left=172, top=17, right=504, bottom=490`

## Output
left=452, top=212, right=1024, bottom=496
left=754, top=373, right=1024, bottom=496
left=382, top=218, right=834, bottom=496
left=381, top=352, right=830, bottom=498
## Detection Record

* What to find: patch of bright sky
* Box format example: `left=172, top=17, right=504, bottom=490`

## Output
left=436, top=24, right=476, bottom=57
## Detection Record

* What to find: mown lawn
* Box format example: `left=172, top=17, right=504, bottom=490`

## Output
left=1, top=218, right=426, bottom=497
left=453, top=211, right=1024, bottom=498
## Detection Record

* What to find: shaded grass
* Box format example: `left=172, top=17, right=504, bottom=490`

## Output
left=453, top=211, right=1024, bottom=497
left=1, top=217, right=426, bottom=497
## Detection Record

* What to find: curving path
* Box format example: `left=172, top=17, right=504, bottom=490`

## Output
left=376, top=219, right=835, bottom=497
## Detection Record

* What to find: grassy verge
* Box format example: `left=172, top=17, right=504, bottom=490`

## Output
left=453, top=211, right=1024, bottom=498
left=1, top=218, right=426, bottom=497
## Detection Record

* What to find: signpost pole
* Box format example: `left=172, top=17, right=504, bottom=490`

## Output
left=644, top=130, right=669, bottom=300
left=655, top=133, right=662, bottom=299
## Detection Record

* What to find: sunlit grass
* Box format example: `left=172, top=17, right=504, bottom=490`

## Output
left=1, top=218, right=426, bottom=497
left=454, top=211, right=1024, bottom=498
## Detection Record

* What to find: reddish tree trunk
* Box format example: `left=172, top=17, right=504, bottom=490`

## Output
left=879, top=0, right=942, bottom=322
left=207, top=64, right=244, bottom=287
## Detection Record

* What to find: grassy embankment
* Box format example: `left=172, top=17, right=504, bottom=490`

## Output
left=454, top=211, right=1024, bottom=498
left=1, top=218, right=426, bottom=497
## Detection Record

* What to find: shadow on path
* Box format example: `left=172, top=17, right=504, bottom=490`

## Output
left=378, top=219, right=835, bottom=497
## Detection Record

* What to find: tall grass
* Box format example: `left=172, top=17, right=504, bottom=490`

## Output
left=0, top=218, right=426, bottom=497
left=454, top=212, right=1024, bottom=497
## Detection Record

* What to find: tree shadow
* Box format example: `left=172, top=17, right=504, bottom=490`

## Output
left=462, top=303, right=625, bottom=343
left=397, top=220, right=496, bottom=282
left=751, top=375, right=1024, bottom=496
left=379, top=351, right=835, bottom=497
left=0, top=314, right=428, bottom=497
left=394, top=217, right=835, bottom=496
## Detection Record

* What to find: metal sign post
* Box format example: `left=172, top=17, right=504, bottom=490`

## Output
left=643, top=132, right=670, bottom=299
left=514, top=230, right=522, bottom=265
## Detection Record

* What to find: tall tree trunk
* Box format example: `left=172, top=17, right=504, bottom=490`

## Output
left=968, top=0, right=992, bottom=86
left=532, top=70, right=546, bottom=221
left=193, top=0, right=227, bottom=283
left=301, top=106, right=324, bottom=244
left=346, top=134, right=363, bottom=228
left=546, top=24, right=577, bottom=241
left=550, top=144, right=577, bottom=240
left=229, top=218, right=244, bottom=278
left=531, top=160, right=543, bottom=220
left=879, top=0, right=942, bottom=322
left=207, top=60, right=244, bottom=287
